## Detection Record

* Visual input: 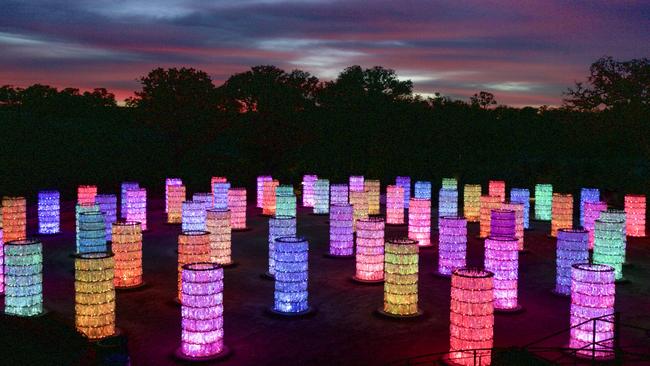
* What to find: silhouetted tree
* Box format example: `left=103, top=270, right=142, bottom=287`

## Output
left=470, top=91, right=497, bottom=109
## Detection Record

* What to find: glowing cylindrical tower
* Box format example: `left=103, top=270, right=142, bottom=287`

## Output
left=38, top=190, right=60, bottom=235
left=593, top=216, right=626, bottom=281
left=382, top=238, right=420, bottom=316
left=448, top=268, right=494, bottom=366
left=551, top=193, right=573, bottom=237
left=95, top=194, right=117, bottom=241
left=580, top=188, right=600, bottom=227
left=442, top=177, right=458, bottom=190
left=313, top=179, right=330, bottom=214
left=365, top=179, right=381, bottom=215
left=386, top=185, right=404, bottom=225
left=120, top=182, right=139, bottom=219
left=408, top=198, right=431, bottom=247
left=177, top=262, right=228, bottom=360
left=177, top=231, right=210, bottom=301
left=212, top=182, right=231, bottom=210
left=463, top=184, right=482, bottom=223
left=76, top=203, right=100, bottom=251
left=272, top=236, right=310, bottom=314
left=349, top=175, right=364, bottom=193
left=395, top=176, right=411, bottom=209
left=329, top=204, right=354, bottom=257
left=192, top=193, right=212, bottom=210
left=125, top=188, right=147, bottom=231
left=275, top=185, right=296, bottom=218
left=354, top=217, right=385, bottom=282
left=78, top=212, right=107, bottom=253
left=227, top=188, right=247, bottom=230
left=437, top=217, right=467, bottom=276
left=165, top=178, right=182, bottom=213
left=257, top=176, right=273, bottom=208
left=479, top=195, right=501, bottom=238
left=414, top=181, right=431, bottom=199
left=554, top=229, right=589, bottom=296
left=534, top=184, right=553, bottom=221
left=267, top=216, right=297, bottom=277
left=302, top=174, right=318, bottom=207
left=4, top=239, right=43, bottom=317
left=501, top=203, right=525, bottom=251
left=167, top=184, right=186, bottom=224
left=112, top=221, right=143, bottom=288
left=488, top=180, right=505, bottom=202
left=509, top=188, right=530, bottom=229
left=624, top=195, right=646, bottom=237
left=349, top=190, right=369, bottom=232
left=206, top=209, right=232, bottom=266
left=439, top=188, right=458, bottom=218
left=484, top=236, right=520, bottom=311
left=569, top=263, right=615, bottom=360
left=2, top=196, right=27, bottom=242
left=262, top=180, right=280, bottom=216
left=78, top=185, right=97, bottom=205
left=584, top=201, right=607, bottom=249
left=490, top=209, right=516, bottom=238
left=182, top=200, right=207, bottom=232
left=330, top=184, right=348, bottom=205
left=75, top=252, right=115, bottom=340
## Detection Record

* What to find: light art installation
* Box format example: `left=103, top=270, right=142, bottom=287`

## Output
left=479, top=195, right=501, bottom=238
left=206, top=209, right=232, bottom=266
left=500, top=203, right=525, bottom=251
left=177, top=231, right=210, bottom=301
left=330, top=184, right=348, bottom=205
left=382, top=238, right=420, bottom=316
left=167, top=184, right=186, bottom=224
left=0, top=229, right=3, bottom=294
left=395, top=176, right=411, bottom=209
left=349, top=190, right=369, bottom=232
left=302, top=174, right=318, bottom=207
left=386, top=185, right=404, bottom=225
left=262, top=180, right=280, bottom=216
left=95, top=194, right=117, bottom=241
left=228, top=188, right=247, bottom=230
left=554, top=229, right=589, bottom=296
left=569, top=263, right=615, bottom=359
left=488, top=180, right=506, bottom=202
left=267, top=216, right=296, bottom=277
left=4, top=239, right=43, bottom=316
left=177, top=262, right=228, bottom=360
left=490, top=209, right=516, bottom=238
left=551, top=193, right=573, bottom=237
left=354, top=217, right=385, bottom=282
left=313, top=179, right=330, bottom=215
left=192, top=193, right=212, bottom=210
left=120, top=182, right=139, bottom=219
left=624, top=195, right=646, bottom=237
left=75, top=252, right=116, bottom=340
left=125, top=188, right=147, bottom=231
left=38, top=190, right=60, bottom=234
left=78, top=211, right=107, bottom=254
left=275, top=185, right=296, bottom=218
left=580, top=188, right=600, bottom=227
left=463, top=184, right=482, bottom=223
left=365, top=179, right=381, bottom=215
left=2, top=196, right=27, bottom=242
left=509, top=188, right=530, bottom=229
left=76, top=203, right=100, bottom=251
left=272, top=236, right=311, bottom=314
left=165, top=178, right=182, bottom=213
left=257, top=176, right=273, bottom=208
left=484, top=236, right=520, bottom=311
left=414, top=181, right=431, bottom=199
left=439, top=188, right=458, bottom=218
left=437, top=216, right=467, bottom=276
left=349, top=175, right=365, bottom=192
left=584, top=201, right=607, bottom=249
left=78, top=185, right=97, bottom=205
left=329, top=204, right=354, bottom=257
left=442, top=177, right=458, bottom=190
left=112, top=221, right=143, bottom=288
left=182, top=200, right=207, bottom=232
left=534, top=184, right=553, bottom=221
left=408, top=198, right=431, bottom=247
left=210, top=177, right=228, bottom=208
left=448, top=268, right=494, bottom=366
left=212, top=182, right=231, bottom=210
left=593, top=216, right=626, bottom=281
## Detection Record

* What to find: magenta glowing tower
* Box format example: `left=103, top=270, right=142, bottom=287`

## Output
left=408, top=198, right=431, bottom=247
left=227, top=188, right=247, bottom=230
left=354, top=217, right=385, bottom=282
left=302, top=174, right=318, bottom=207
left=125, top=188, right=147, bottom=231
left=330, top=184, right=349, bottom=205
left=555, top=229, right=589, bottom=296
left=349, top=175, right=364, bottom=193
left=484, top=236, right=520, bottom=311
left=328, top=204, right=354, bottom=257
left=584, top=200, right=607, bottom=249
left=176, top=262, right=228, bottom=361
left=490, top=209, right=516, bottom=238
left=580, top=188, right=600, bottom=227
left=256, top=176, right=273, bottom=208
left=437, top=217, right=467, bottom=276
left=395, top=176, right=411, bottom=209
left=386, top=185, right=404, bottom=225
left=569, top=263, right=615, bottom=360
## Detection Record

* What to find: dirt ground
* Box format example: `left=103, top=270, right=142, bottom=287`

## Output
left=1, top=199, right=649, bottom=366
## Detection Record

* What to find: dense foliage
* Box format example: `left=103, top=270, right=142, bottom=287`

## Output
left=1, top=58, right=648, bottom=203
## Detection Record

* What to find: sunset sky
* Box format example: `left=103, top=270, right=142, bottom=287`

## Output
left=2, top=0, right=649, bottom=106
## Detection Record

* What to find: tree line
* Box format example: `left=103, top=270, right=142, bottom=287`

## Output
left=1, top=57, right=648, bottom=203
